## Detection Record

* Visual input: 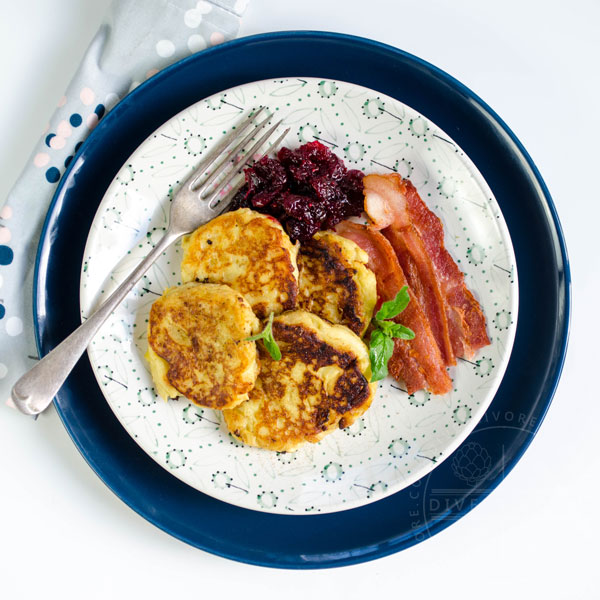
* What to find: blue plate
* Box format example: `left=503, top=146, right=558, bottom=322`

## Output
left=34, top=32, right=570, bottom=568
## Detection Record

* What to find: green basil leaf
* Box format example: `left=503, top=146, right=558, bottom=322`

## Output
left=244, top=312, right=281, bottom=360
left=387, top=322, right=416, bottom=340
left=262, top=331, right=282, bottom=361
left=375, top=286, right=411, bottom=321
left=375, top=320, right=393, bottom=335
left=370, top=328, right=386, bottom=349
left=245, top=331, right=264, bottom=342
left=369, top=329, right=395, bottom=382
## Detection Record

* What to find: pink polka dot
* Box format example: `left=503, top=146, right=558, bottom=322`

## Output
left=0, top=226, right=10, bottom=244
left=146, top=68, right=159, bottom=79
left=0, top=206, right=13, bottom=220
left=57, top=120, right=72, bottom=138
left=49, top=135, right=66, bottom=149
left=33, top=152, right=50, bottom=167
left=80, top=87, right=95, bottom=106
left=87, top=113, right=99, bottom=130
left=210, top=32, right=225, bottom=46
left=57, top=95, right=67, bottom=107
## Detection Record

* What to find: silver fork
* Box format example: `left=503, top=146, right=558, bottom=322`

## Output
left=12, top=109, right=290, bottom=416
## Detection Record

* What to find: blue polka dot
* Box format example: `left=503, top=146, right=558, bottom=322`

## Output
left=69, top=113, right=82, bottom=127
left=0, top=304, right=5, bottom=320
left=75, top=141, right=83, bottom=152
left=64, top=155, right=73, bottom=168
left=94, top=104, right=105, bottom=119
left=45, top=133, right=55, bottom=147
left=0, top=245, right=14, bottom=266
left=45, top=167, right=60, bottom=183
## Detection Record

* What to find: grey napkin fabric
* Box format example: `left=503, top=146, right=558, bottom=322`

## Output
left=0, top=0, right=248, bottom=405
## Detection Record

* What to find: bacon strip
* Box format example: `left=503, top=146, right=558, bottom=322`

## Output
left=336, top=221, right=452, bottom=395
left=364, top=174, right=490, bottom=360
left=364, top=174, right=455, bottom=365
left=384, top=225, right=456, bottom=366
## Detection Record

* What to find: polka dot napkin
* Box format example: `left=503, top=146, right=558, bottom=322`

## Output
left=1, top=0, right=249, bottom=408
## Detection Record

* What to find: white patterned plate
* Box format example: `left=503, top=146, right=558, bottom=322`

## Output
left=80, top=78, right=518, bottom=515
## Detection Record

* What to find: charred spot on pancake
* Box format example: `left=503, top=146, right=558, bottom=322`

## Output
left=273, top=321, right=356, bottom=372
left=298, top=231, right=376, bottom=337
left=222, top=311, right=376, bottom=452
left=315, top=406, right=330, bottom=431
left=300, top=240, right=362, bottom=333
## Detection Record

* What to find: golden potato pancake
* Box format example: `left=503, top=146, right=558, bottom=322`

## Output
left=146, top=282, right=260, bottom=409
left=298, top=231, right=377, bottom=337
left=180, top=208, right=299, bottom=319
left=223, top=310, right=376, bottom=452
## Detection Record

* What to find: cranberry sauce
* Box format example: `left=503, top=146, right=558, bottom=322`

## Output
left=230, top=141, right=364, bottom=242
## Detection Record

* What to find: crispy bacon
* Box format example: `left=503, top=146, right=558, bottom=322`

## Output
left=335, top=221, right=452, bottom=395
left=404, top=178, right=490, bottom=357
left=364, top=174, right=490, bottom=360
left=385, top=226, right=456, bottom=366
left=364, top=174, right=456, bottom=365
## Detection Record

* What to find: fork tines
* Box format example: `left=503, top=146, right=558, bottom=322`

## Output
left=185, top=108, right=290, bottom=213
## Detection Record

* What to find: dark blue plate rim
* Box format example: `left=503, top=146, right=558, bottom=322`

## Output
left=33, top=31, right=570, bottom=569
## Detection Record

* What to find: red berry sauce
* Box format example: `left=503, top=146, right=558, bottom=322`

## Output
left=230, top=141, right=364, bottom=242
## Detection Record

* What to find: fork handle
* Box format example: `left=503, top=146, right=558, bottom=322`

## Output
left=11, top=229, right=182, bottom=416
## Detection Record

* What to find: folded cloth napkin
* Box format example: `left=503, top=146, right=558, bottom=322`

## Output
left=0, top=0, right=249, bottom=406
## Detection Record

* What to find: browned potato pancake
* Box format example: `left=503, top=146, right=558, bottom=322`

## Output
left=298, top=231, right=377, bottom=337
left=146, top=282, right=260, bottom=409
left=180, top=208, right=299, bottom=319
left=223, top=310, right=376, bottom=452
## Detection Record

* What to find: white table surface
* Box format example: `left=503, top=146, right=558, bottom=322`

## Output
left=1, top=1, right=598, bottom=598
